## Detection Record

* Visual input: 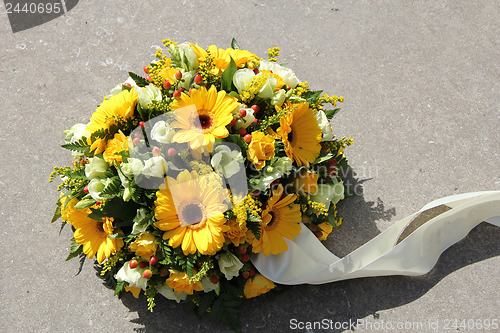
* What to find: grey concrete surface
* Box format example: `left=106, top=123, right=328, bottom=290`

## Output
left=1, top=1, right=499, bottom=332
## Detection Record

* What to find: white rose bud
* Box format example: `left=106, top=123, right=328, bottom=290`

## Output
left=87, top=178, right=111, bottom=201
left=232, top=68, right=255, bottom=94
left=150, top=121, right=175, bottom=144
left=142, top=156, right=168, bottom=178
left=135, top=84, right=162, bottom=109
left=218, top=251, right=244, bottom=280
left=271, top=90, right=286, bottom=106
left=232, top=105, right=255, bottom=130
left=257, top=76, right=277, bottom=99
left=64, top=123, right=90, bottom=143
left=259, top=60, right=300, bottom=89
left=85, top=157, right=109, bottom=180
left=211, top=145, right=243, bottom=178
left=178, top=42, right=199, bottom=71
left=109, top=77, right=138, bottom=97
left=316, top=110, right=334, bottom=141
left=157, top=285, right=187, bottom=303
left=115, top=262, right=148, bottom=290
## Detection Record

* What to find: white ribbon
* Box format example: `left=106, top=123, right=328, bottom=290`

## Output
left=251, top=191, right=500, bottom=285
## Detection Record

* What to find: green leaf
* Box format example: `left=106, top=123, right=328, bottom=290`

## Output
left=221, top=57, right=237, bottom=92
left=198, top=291, right=217, bottom=316
left=66, top=238, right=83, bottom=261
left=74, top=198, right=96, bottom=210
left=128, top=71, right=149, bottom=87
left=114, top=281, right=125, bottom=296
left=312, top=153, right=334, bottom=165
left=231, top=38, right=240, bottom=50
left=108, top=233, right=126, bottom=239
left=324, top=108, right=341, bottom=119
left=61, top=137, right=90, bottom=155
left=246, top=215, right=262, bottom=241
left=51, top=205, right=62, bottom=223
left=303, top=90, right=323, bottom=105
left=100, top=176, right=122, bottom=198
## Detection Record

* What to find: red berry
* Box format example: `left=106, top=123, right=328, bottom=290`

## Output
left=329, top=159, right=338, bottom=166
left=133, top=137, right=140, bottom=145
left=322, top=146, right=329, bottom=152
left=229, top=117, right=237, bottom=127
left=149, top=256, right=158, bottom=265
left=253, top=118, right=258, bottom=125
left=249, top=269, right=256, bottom=277
left=167, top=147, right=177, bottom=157
left=179, top=87, right=186, bottom=93
left=210, top=276, right=219, bottom=284
left=124, top=83, right=131, bottom=87
left=309, top=224, right=317, bottom=231
left=241, top=271, right=250, bottom=279
left=241, top=253, right=250, bottom=262
left=159, top=267, right=169, bottom=277
left=95, top=202, right=101, bottom=206
left=163, top=80, right=172, bottom=89
left=252, top=189, right=260, bottom=196
left=238, top=246, right=247, bottom=254
left=243, top=134, right=252, bottom=143
left=143, top=66, right=149, bottom=74
left=251, top=105, right=260, bottom=113
left=253, top=68, right=259, bottom=74
left=194, top=74, right=203, bottom=84
left=129, top=259, right=138, bottom=269
left=239, top=128, right=247, bottom=136
left=142, top=269, right=153, bottom=279
left=189, top=87, right=195, bottom=94
left=239, top=109, right=247, bottom=117
left=145, top=75, right=152, bottom=82
left=152, top=147, right=161, bottom=156
left=83, top=185, right=89, bottom=194
left=173, top=90, right=182, bottom=98
left=175, top=71, right=182, bottom=80
left=315, top=231, right=323, bottom=238
left=139, top=121, right=145, bottom=129
left=139, top=261, right=148, bottom=269
left=302, top=215, right=310, bottom=223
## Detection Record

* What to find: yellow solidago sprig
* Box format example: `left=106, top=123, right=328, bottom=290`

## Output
left=267, top=46, right=280, bottom=62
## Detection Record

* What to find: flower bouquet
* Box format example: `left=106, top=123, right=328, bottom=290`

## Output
left=50, top=38, right=352, bottom=330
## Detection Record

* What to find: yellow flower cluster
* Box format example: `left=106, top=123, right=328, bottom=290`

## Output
left=240, top=72, right=271, bottom=103
left=318, top=93, right=345, bottom=107
left=231, top=200, right=248, bottom=229
left=243, top=194, right=262, bottom=218
left=292, top=81, right=309, bottom=97
left=308, top=199, right=328, bottom=215
left=189, top=260, right=214, bottom=283
left=267, top=46, right=280, bottom=62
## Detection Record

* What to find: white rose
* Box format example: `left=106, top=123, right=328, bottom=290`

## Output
left=271, top=90, right=286, bottom=106
left=211, top=145, right=243, bottom=178
left=218, top=251, right=244, bottom=280
left=85, top=157, right=109, bottom=180
left=178, top=42, right=199, bottom=71
left=118, top=159, right=144, bottom=202
left=331, top=177, right=345, bottom=204
left=232, top=105, right=255, bottom=130
left=259, top=60, right=300, bottom=89
left=115, top=262, right=148, bottom=290
left=150, top=121, right=175, bottom=144
left=310, top=179, right=344, bottom=212
left=135, top=84, right=162, bottom=109
left=232, top=68, right=255, bottom=94
left=87, top=178, right=110, bottom=201
left=316, top=110, right=334, bottom=141
left=250, top=157, right=293, bottom=192
left=64, top=123, right=90, bottom=143
left=157, top=285, right=187, bottom=303
left=141, top=156, right=168, bottom=178
left=257, top=75, right=277, bottom=99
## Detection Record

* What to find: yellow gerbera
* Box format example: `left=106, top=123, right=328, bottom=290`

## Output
left=192, top=44, right=259, bottom=72
left=154, top=170, right=229, bottom=255
left=277, top=101, right=322, bottom=167
left=103, top=130, right=130, bottom=164
left=170, top=86, right=239, bottom=151
left=165, top=269, right=203, bottom=295
left=250, top=184, right=302, bottom=256
left=68, top=208, right=124, bottom=263
left=86, top=90, right=138, bottom=134
left=60, top=195, right=79, bottom=225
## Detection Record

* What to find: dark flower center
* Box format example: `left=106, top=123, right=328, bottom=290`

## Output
left=198, top=114, right=213, bottom=130
left=288, top=130, right=294, bottom=143
left=182, top=203, right=204, bottom=225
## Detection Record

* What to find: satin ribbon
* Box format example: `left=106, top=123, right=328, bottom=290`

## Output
left=251, top=191, right=500, bottom=285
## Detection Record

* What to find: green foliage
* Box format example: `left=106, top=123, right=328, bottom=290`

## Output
left=221, top=57, right=237, bottom=92
left=128, top=71, right=149, bottom=87
left=303, top=90, right=323, bottom=105
left=208, top=283, right=242, bottom=332
left=231, top=38, right=240, bottom=50
left=61, top=137, right=90, bottom=155
left=246, top=214, right=262, bottom=240
left=100, top=176, right=122, bottom=198
left=324, top=108, right=341, bottom=119
left=74, top=198, right=96, bottom=210
left=51, top=205, right=62, bottom=223
left=66, top=238, right=83, bottom=261
left=312, top=153, right=334, bottom=165
left=114, top=281, right=125, bottom=296
left=160, top=240, right=201, bottom=275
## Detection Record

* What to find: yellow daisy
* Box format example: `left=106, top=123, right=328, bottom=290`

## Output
left=250, top=184, right=302, bottom=256
left=192, top=44, right=259, bottom=72
left=86, top=90, right=138, bottom=134
left=277, top=101, right=322, bottom=167
left=68, top=208, right=124, bottom=264
left=170, top=86, right=239, bottom=151
left=154, top=170, right=229, bottom=255
left=103, top=130, right=130, bottom=164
